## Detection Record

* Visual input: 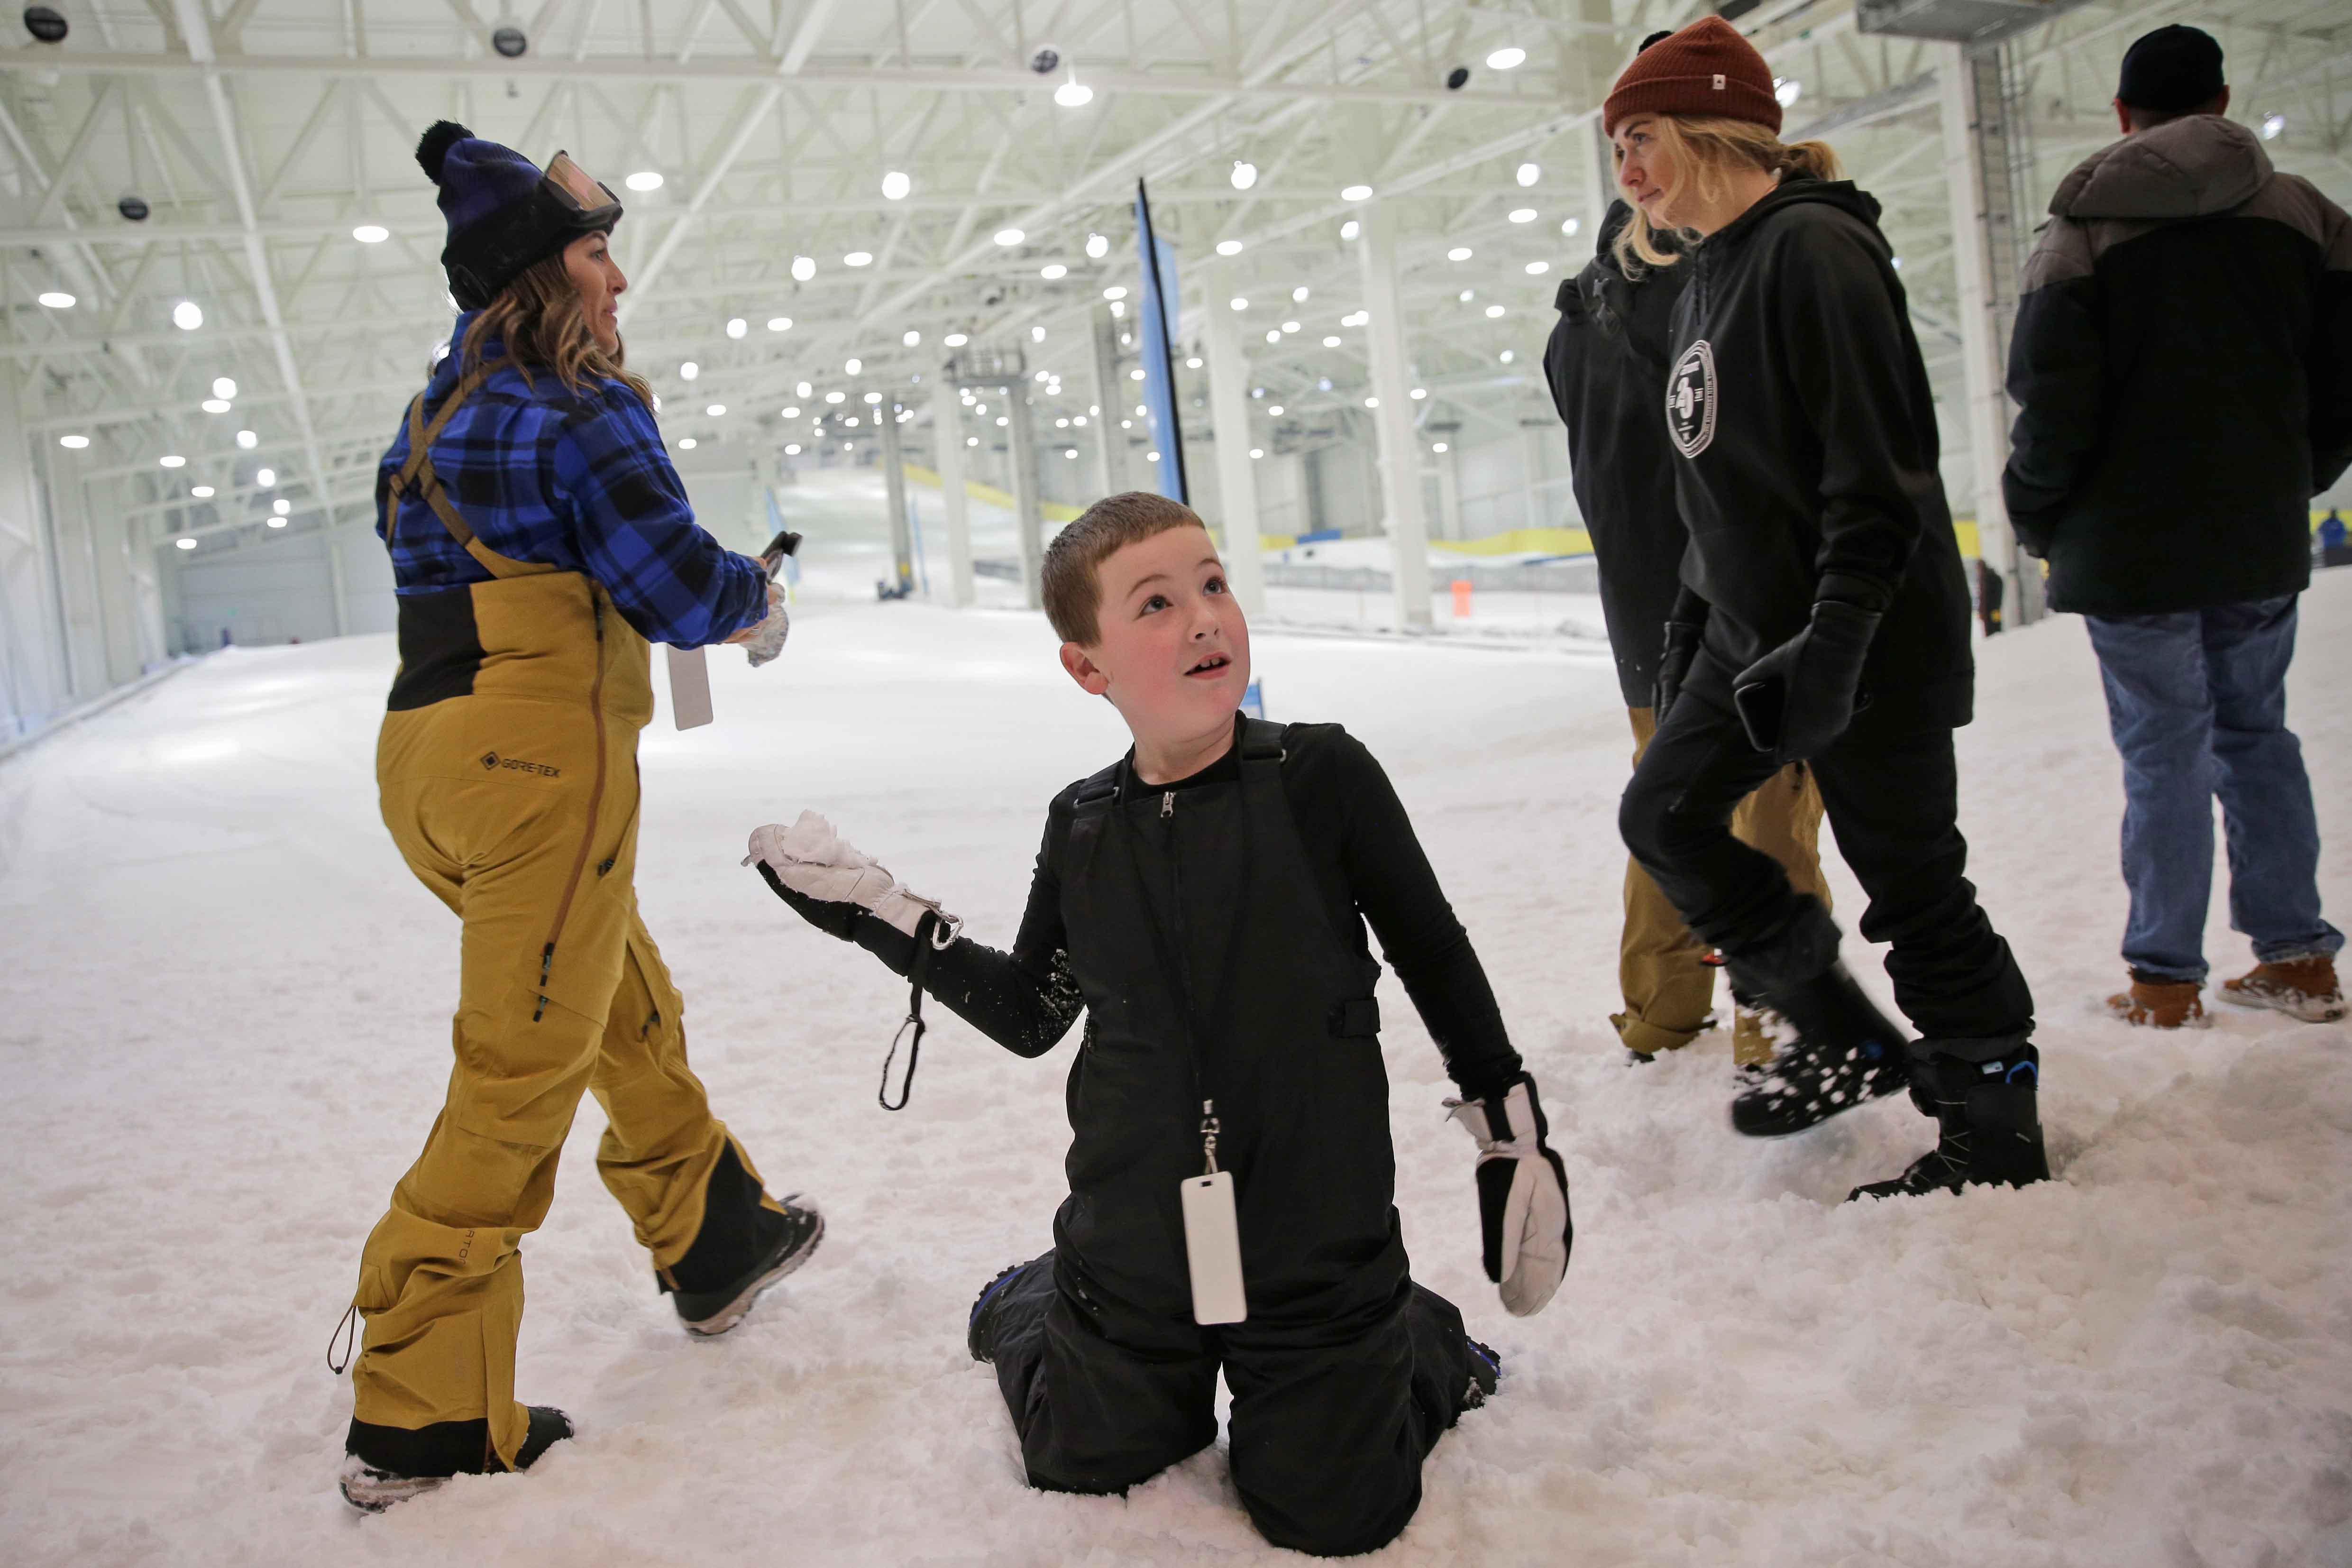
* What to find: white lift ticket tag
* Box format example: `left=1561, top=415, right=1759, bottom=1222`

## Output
left=1179, top=1171, right=1248, bottom=1325
left=667, top=644, right=714, bottom=730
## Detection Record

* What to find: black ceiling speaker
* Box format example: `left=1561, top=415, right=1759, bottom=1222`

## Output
left=24, top=5, right=68, bottom=43
left=492, top=25, right=527, bottom=57
left=1446, top=65, right=1470, bottom=90
left=118, top=194, right=150, bottom=220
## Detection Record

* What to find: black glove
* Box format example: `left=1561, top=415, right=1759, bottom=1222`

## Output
left=1446, top=1072, right=1572, bottom=1317
left=1654, top=616, right=1703, bottom=723
left=1732, top=598, right=1881, bottom=762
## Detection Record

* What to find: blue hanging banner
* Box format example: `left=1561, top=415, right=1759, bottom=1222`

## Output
left=1133, top=177, right=1189, bottom=504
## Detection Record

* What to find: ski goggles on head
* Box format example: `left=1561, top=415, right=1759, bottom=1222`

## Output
left=545, top=151, right=623, bottom=228
left=442, top=150, right=626, bottom=309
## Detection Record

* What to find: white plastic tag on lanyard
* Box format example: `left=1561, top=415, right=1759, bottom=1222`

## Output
left=1179, top=1172, right=1247, bottom=1325
left=667, top=644, right=713, bottom=730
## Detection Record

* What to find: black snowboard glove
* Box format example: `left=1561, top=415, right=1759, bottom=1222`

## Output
left=1446, top=1071, right=1572, bottom=1317
left=1654, top=617, right=1703, bottom=723
left=1731, top=598, right=1881, bottom=762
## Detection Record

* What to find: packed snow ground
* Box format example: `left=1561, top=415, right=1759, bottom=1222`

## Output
left=3, top=567, right=2350, bottom=1568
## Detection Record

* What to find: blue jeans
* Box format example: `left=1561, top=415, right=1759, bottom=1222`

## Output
left=2085, top=596, right=2341, bottom=983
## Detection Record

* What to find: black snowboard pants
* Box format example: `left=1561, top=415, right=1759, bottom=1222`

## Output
left=977, top=1251, right=1489, bottom=1558
left=1619, top=685, right=2034, bottom=1062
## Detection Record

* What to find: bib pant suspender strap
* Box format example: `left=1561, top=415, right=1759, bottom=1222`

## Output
left=385, top=366, right=559, bottom=581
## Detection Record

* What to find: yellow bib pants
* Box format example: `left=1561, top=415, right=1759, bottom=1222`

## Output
left=352, top=378, right=777, bottom=1470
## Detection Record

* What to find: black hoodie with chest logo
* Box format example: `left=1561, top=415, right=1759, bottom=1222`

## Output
left=1664, top=174, right=1976, bottom=728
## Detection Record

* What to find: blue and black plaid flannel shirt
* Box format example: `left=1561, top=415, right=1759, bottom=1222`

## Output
left=375, top=316, right=767, bottom=648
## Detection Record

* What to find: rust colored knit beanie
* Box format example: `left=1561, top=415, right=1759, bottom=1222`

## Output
left=1603, top=16, right=1781, bottom=137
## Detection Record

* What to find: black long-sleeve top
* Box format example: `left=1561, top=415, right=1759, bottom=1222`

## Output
left=785, top=720, right=1522, bottom=1100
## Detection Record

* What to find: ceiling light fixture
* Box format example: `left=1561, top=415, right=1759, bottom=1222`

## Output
left=1486, top=46, right=1526, bottom=70
left=993, top=227, right=1025, bottom=247
left=624, top=170, right=663, bottom=192
left=1054, top=73, right=1093, bottom=108
left=352, top=223, right=389, bottom=243
left=1216, top=239, right=1243, bottom=256
left=726, top=317, right=747, bottom=339
left=792, top=255, right=816, bottom=281
left=1340, top=220, right=1360, bottom=240
left=1516, top=162, right=1540, bottom=187
left=236, top=430, right=257, bottom=449
left=768, top=316, right=793, bottom=332
left=1340, top=183, right=1373, bottom=202
left=1041, top=263, right=1068, bottom=279
left=159, top=454, right=185, bottom=468
left=680, top=361, right=699, bottom=380
left=173, top=300, right=203, bottom=330
left=844, top=251, right=873, bottom=267
left=37, top=290, right=73, bottom=308
left=201, top=398, right=231, bottom=413
left=191, top=485, right=214, bottom=497
left=881, top=169, right=912, bottom=201
left=1231, top=160, right=1258, bottom=191
left=1086, top=232, right=1109, bottom=259
left=212, top=376, right=236, bottom=399
left=1509, top=208, right=1536, bottom=223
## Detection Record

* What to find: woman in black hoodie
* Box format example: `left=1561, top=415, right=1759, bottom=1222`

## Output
left=1602, top=17, right=2048, bottom=1201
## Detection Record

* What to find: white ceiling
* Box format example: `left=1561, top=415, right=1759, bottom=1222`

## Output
left=4, top=0, right=2347, bottom=545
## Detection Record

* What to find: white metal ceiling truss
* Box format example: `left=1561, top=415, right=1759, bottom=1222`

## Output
left=2, top=0, right=2346, bottom=556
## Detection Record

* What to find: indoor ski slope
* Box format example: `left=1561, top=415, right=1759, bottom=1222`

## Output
left=2, top=569, right=2348, bottom=1567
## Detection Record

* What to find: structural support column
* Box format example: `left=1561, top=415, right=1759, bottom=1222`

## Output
left=879, top=401, right=913, bottom=594
left=1355, top=205, right=1433, bottom=627
left=1940, top=45, right=2043, bottom=627
left=930, top=389, right=975, bottom=606
left=1089, top=305, right=1128, bottom=497
left=1199, top=264, right=1266, bottom=615
left=1006, top=389, right=1045, bottom=611
left=1435, top=445, right=1464, bottom=542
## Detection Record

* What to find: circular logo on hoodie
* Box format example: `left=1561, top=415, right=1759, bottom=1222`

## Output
left=1666, top=339, right=1717, bottom=459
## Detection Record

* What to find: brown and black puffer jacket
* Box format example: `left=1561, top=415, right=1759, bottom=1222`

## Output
left=2002, top=114, right=2352, bottom=615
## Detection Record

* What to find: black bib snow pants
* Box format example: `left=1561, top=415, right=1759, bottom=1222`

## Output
left=977, top=721, right=1487, bottom=1558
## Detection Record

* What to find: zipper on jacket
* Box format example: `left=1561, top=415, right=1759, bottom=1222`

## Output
left=533, top=587, right=611, bottom=1023
left=1160, top=790, right=1174, bottom=818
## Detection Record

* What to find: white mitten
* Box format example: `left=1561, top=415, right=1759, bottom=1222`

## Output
left=1446, top=1073, right=1572, bottom=1317
left=743, top=811, right=955, bottom=938
left=741, top=592, right=790, bottom=668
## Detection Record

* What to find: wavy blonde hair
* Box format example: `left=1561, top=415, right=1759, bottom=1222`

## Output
left=459, top=245, right=653, bottom=407
left=1612, top=115, right=1844, bottom=275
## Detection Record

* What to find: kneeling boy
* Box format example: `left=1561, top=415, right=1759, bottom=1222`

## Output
left=750, top=493, right=1570, bottom=1557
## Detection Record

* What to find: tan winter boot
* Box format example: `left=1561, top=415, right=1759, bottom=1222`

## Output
left=2105, top=975, right=2206, bottom=1029
left=2219, top=956, right=2348, bottom=1023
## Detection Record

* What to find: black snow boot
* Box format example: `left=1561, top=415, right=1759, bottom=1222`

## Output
left=966, top=1260, right=1032, bottom=1364
left=1730, top=963, right=1912, bottom=1137
left=340, top=1405, right=574, bottom=1512
left=1849, top=1046, right=2050, bottom=1201
left=665, top=1143, right=824, bottom=1337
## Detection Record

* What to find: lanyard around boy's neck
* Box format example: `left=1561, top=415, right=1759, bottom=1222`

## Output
left=1117, top=762, right=1255, bottom=1176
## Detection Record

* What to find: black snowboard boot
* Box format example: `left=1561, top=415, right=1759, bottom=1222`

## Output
left=666, top=1142, right=824, bottom=1337
left=966, top=1260, right=1032, bottom=1364
left=1849, top=1046, right=2050, bottom=1201
left=1730, top=963, right=1912, bottom=1137
left=1463, top=1337, right=1502, bottom=1412
left=340, top=1404, right=574, bottom=1512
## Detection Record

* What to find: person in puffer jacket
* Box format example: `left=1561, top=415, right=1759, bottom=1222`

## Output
left=2003, top=24, right=2352, bottom=1031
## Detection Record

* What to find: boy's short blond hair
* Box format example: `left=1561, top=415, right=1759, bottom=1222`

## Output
left=1042, top=491, right=1208, bottom=645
